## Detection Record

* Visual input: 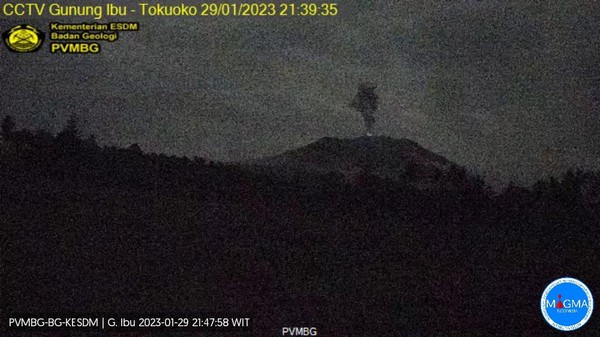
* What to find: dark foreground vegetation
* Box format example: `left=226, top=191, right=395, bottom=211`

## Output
left=1, top=117, right=599, bottom=337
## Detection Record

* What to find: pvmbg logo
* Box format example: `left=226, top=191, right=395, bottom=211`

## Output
left=541, top=277, right=594, bottom=331
left=2, top=24, right=45, bottom=52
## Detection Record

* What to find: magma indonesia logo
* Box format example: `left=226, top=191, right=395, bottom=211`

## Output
left=541, top=277, right=594, bottom=331
left=2, top=24, right=45, bottom=52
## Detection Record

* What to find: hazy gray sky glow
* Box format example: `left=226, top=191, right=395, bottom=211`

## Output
left=1, top=0, right=599, bottom=184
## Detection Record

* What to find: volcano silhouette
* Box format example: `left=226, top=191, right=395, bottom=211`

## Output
left=251, top=136, right=464, bottom=189
left=557, top=295, right=565, bottom=308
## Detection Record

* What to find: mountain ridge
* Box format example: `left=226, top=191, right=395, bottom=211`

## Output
left=249, top=136, right=463, bottom=189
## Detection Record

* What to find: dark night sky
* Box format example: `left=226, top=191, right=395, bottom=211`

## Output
left=1, top=0, right=599, bottom=184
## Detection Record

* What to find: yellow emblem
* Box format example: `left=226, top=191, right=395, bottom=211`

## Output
left=3, top=24, right=45, bottom=53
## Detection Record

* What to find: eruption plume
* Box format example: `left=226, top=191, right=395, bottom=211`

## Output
left=351, top=82, right=379, bottom=136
